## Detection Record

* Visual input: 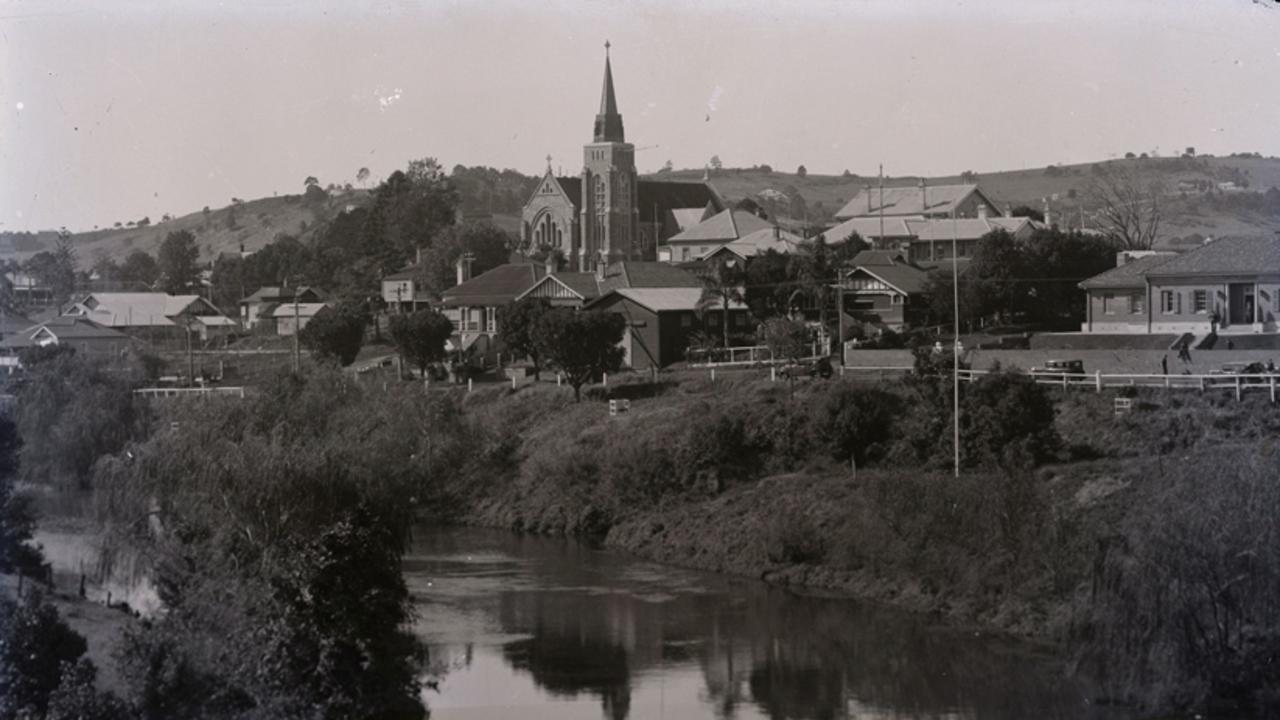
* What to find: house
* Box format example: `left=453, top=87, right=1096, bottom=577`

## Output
left=818, top=209, right=1039, bottom=262
left=700, top=227, right=806, bottom=263
left=439, top=261, right=547, bottom=361
left=239, top=286, right=327, bottom=329
left=584, top=287, right=750, bottom=370
left=1078, top=237, right=1280, bottom=334
left=659, top=208, right=773, bottom=263
left=65, top=292, right=238, bottom=343
left=3, top=271, right=54, bottom=306
left=272, top=303, right=331, bottom=336
left=839, top=251, right=931, bottom=330
left=0, top=316, right=132, bottom=370
left=381, top=266, right=438, bottom=314
left=834, top=182, right=1002, bottom=221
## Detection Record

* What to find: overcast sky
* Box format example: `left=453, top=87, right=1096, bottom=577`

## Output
left=3, top=0, right=1279, bottom=231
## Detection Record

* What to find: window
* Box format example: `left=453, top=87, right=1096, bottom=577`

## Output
left=485, top=307, right=497, bottom=333
left=891, top=295, right=903, bottom=305
left=1130, top=292, right=1145, bottom=315
left=681, top=313, right=692, bottom=328
left=1161, top=290, right=1180, bottom=314
left=681, top=247, right=690, bottom=261
left=1193, top=290, right=1208, bottom=314
left=594, top=177, right=606, bottom=210
left=1103, top=294, right=1115, bottom=315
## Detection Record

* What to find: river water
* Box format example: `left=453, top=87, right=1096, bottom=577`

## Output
left=404, top=527, right=1119, bottom=720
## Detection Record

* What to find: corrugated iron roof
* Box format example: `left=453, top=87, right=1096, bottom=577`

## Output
left=591, top=287, right=747, bottom=313
left=1078, top=254, right=1177, bottom=289
left=440, top=263, right=545, bottom=307
left=668, top=208, right=772, bottom=243
left=835, top=183, right=992, bottom=219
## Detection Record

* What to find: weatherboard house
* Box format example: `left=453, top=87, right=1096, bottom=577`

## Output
left=521, top=45, right=725, bottom=272
left=65, top=292, right=238, bottom=343
left=1079, top=237, right=1280, bottom=335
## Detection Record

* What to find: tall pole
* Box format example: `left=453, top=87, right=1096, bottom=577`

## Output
left=186, top=320, right=195, bottom=385
left=952, top=210, right=961, bottom=478
left=292, top=291, right=301, bottom=373
left=878, top=164, right=885, bottom=248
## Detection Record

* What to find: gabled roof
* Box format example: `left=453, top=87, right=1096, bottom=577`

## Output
left=671, top=207, right=712, bottom=231
left=850, top=250, right=911, bottom=267
left=847, top=264, right=930, bottom=295
left=835, top=183, right=997, bottom=219
left=818, top=217, right=916, bottom=244
left=906, top=216, right=1037, bottom=242
left=517, top=272, right=601, bottom=302
left=240, top=286, right=326, bottom=304
left=604, top=261, right=702, bottom=290
left=440, top=263, right=546, bottom=307
left=703, top=227, right=805, bottom=260
left=1078, top=254, right=1178, bottom=290
left=1142, top=237, right=1280, bottom=277
left=71, top=293, right=228, bottom=328
left=587, top=287, right=747, bottom=313
left=668, top=208, right=772, bottom=243
left=638, top=181, right=724, bottom=216
left=1, top=317, right=129, bottom=349
left=270, top=303, right=331, bottom=318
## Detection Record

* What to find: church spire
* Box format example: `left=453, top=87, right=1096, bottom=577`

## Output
left=593, top=41, right=625, bottom=143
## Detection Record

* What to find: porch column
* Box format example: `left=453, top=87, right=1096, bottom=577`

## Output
left=1255, top=281, right=1261, bottom=327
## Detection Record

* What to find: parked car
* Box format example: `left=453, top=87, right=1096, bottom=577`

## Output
left=1213, top=361, right=1276, bottom=376
left=1030, top=359, right=1085, bottom=381
left=780, top=357, right=834, bottom=380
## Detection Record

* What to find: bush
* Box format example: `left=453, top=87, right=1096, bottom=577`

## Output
left=299, top=302, right=367, bottom=366
left=961, top=369, right=1059, bottom=470
left=765, top=512, right=826, bottom=565
left=0, top=592, right=90, bottom=719
left=816, top=384, right=900, bottom=468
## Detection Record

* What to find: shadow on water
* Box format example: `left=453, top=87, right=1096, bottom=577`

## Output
left=405, top=527, right=1117, bottom=720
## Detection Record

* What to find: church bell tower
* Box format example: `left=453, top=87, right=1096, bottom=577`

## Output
left=580, top=41, right=640, bottom=271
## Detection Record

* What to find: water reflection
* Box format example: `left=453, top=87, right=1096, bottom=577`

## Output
left=405, top=527, right=1113, bottom=720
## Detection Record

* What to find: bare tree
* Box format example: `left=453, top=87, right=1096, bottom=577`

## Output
left=1084, top=163, right=1166, bottom=250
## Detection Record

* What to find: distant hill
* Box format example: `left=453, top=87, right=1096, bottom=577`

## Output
left=5, top=154, right=1278, bottom=270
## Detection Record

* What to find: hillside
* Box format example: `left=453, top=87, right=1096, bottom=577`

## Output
left=5, top=154, right=1278, bottom=271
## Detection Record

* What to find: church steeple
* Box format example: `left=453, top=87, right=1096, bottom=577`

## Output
left=593, top=41, right=625, bottom=143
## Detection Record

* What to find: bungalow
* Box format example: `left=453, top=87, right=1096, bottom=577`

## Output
left=834, top=182, right=1002, bottom=221
left=700, top=227, right=805, bottom=264
left=659, top=208, right=773, bottom=264
left=1079, top=237, right=1280, bottom=334
left=0, top=317, right=132, bottom=370
left=65, top=292, right=238, bottom=343
left=839, top=251, right=931, bottom=330
left=584, top=287, right=750, bottom=370
left=818, top=211, right=1039, bottom=261
left=239, top=286, right=327, bottom=329
left=381, top=266, right=439, bottom=314
left=272, top=302, right=331, bottom=336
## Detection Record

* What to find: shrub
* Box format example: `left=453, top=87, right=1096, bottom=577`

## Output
left=765, top=512, right=826, bottom=565
left=815, top=384, right=901, bottom=469
left=299, top=302, right=367, bottom=366
left=961, top=369, right=1059, bottom=469
left=0, top=592, right=90, bottom=719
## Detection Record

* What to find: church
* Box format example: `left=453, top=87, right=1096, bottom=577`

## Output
left=521, top=45, right=725, bottom=272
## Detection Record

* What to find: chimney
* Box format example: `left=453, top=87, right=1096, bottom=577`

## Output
left=1043, top=199, right=1052, bottom=228
left=1004, top=206, right=1013, bottom=218
left=456, top=253, right=474, bottom=285
left=977, top=204, right=988, bottom=220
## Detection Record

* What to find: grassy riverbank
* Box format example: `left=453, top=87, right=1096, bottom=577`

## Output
left=457, top=373, right=1280, bottom=716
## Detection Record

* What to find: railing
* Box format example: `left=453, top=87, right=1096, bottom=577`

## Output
left=133, top=386, right=246, bottom=399
left=688, top=342, right=822, bottom=367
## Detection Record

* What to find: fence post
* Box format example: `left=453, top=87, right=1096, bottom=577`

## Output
left=468, top=377, right=473, bottom=393
left=1235, top=376, right=1242, bottom=402
left=771, top=366, right=777, bottom=382
left=710, top=367, right=716, bottom=382
left=511, top=375, right=517, bottom=390
left=1271, top=375, right=1276, bottom=404
left=557, top=373, right=562, bottom=387
left=1095, top=370, right=1102, bottom=392
left=603, top=373, right=608, bottom=387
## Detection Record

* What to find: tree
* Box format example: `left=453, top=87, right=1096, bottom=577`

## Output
left=118, top=250, right=160, bottom=287
left=498, top=298, right=551, bottom=379
left=413, top=222, right=512, bottom=296
left=157, top=230, right=201, bottom=294
left=660, top=160, right=674, bottom=173
left=1084, top=163, right=1166, bottom=250
left=136, top=216, right=151, bottom=227
left=533, top=309, right=625, bottom=401
left=388, top=309, right=454, bottom=377
left=304, top=175, right=319, bottom=188
left=356, top=167, right=371, bottom=187
left=299, top=302, right=367, bottom=366
left=696, top=256, right=746, bottom=349
left=758, top=316, right=810, bottom=364
left=709, top=155, right=723, bottom=171
left=0, top=593, right=90, bottom=718
left=1008, top=205, right=1046, bottom=222
left=796, top=164, right=807, bottom=178
left=744, top=250, right=792, bottom=319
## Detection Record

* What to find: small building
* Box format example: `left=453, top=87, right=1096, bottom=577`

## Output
left=240, top=286, right=327, bottom=329
left=834, top=182, right=1002, bottom=221
left=818, top=211, right=1038, bottom=261
left=0, top=316, right=132, bottom=370
left=66, top=292, right=238, bottom=343
left=272, top=302, right=331, bottom=336
left=380, top=267, right=437, bottom=314
left=659, top=209, right=773, bottom=264
left=1078, top=237, right=1280, bottom=334
left=840, top=251, right=931, bottom=330
left=700, top=227, right=806, bottom=263
left=2, top=271, right=54, bottom=306
left=584, top=287, right=750, bottom=370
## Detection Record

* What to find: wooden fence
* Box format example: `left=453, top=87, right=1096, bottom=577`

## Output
left=133, top=386, right=247, bottom=399
left=688, top=343, right=823, bottom=367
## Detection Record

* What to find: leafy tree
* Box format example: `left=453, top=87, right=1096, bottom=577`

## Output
left=962, top=369, right=1059, bottom=469
left=758, top=316, right=811, bottom=363
left=413, top=222, right=512, bottom=296
left=498, top=298, right=551, bottom=378
left=533, top=309, right=626, bottom=401
left=118, top=250, right=160, bottom=287
left=136, top=216, right=151, bottom=227
left=356, top=167, right=371, bottom=187
left=0, top=414, right=43, bottom=578
left=45, top=658, right=133, bottom=720
left=696, top=256, right=746, bottom=349
left=787, top=236, right=854, bottom=344
left=156, top=230, right=200, bottom=294
left=1008, top=204, right=1046, bottom=222
left=796, top=164, right=807, bottom=178
left=388, top=309, right=454, bottom=377
left=709, top=155, right=723, bottom=171
left=0, top=592, right=90, bottom=719
left=817, top=385, right=901, bottom=470
left=744, top=249, right=791, bottom=319
left=299, top=302, right=367, bottom=366
left=304, top=175, right=319, bottom=188
left=660, top=160, right=674, bottom=173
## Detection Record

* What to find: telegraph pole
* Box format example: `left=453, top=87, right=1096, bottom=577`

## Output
left=292, top=290, right=301, bottom=373
left=952, top=210, right=961, bottom=478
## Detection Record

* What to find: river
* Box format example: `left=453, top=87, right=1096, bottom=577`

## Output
left=404, top=527, right=1120, bottom=720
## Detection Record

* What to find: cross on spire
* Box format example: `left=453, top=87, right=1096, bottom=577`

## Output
left=604, top=40, right=610, bottom=55
left=546, top=154, right=553, bottom=169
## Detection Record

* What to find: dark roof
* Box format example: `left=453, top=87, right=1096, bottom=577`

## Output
left=240, top=286, right=325, bottom=303
left=1142, top=237, right=1280, bottom=277
left=2, top=317, right=128, bottom=349
left=383, top=267, right=422, bottom=282
left=850, top=250, right=911, bottom=267
left=556, top=177, right=582, bottom=209
left=440, top=263, right=545, bottom=307
left=605, top=261, right=701, bottom=290
left=848, top=264, right=929, bottom=295
left=550, top=272, right=602, bottom=299
left=1078, top=254, right=1177, bottom=289
left=638, top=181, right=724, bottom=216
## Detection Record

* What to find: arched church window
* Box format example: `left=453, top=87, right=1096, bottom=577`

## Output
left=594, top=177, right=606, bottom=210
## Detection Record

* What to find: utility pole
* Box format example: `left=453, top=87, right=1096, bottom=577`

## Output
left=292, top=289, right=301, bottom=373
left=878, top=164, right=885, bottom=247
left=951, top=210, right=961, bottom=478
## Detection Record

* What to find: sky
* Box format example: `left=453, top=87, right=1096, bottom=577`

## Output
left=2, top=0, right=1279, bottom=231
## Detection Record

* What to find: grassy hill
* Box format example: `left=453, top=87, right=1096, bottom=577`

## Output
left=5, top=154, right=1278, bottom=271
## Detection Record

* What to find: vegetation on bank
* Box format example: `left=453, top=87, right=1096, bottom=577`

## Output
left=4, top=345, right=1279, bottom=717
